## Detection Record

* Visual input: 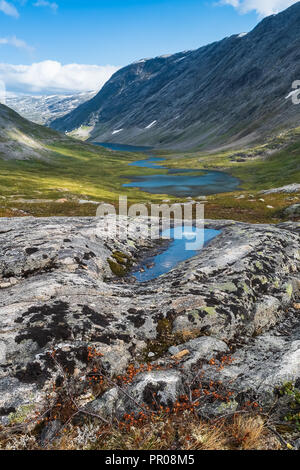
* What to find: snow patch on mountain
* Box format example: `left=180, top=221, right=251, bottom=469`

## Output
left=145, top=120, right=157, bottom=129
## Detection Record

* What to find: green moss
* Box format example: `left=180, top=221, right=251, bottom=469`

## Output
left=142, top=315, right=207, bottom=362
left=253, top=275, right=268, bottom=285
left=278, top=382, right=300, bottom=431
left=286, top=283, right=293, bottom=299
left=217, top=400, right=238, bottom=413
left=108, top=259, right=127, bottom=277
left=157, top=318, right=173, bottom=337
left=279, top=382, right=300, bottom=401
left=273, top=279, right=280, bottom=289
left=204, top=307, right=217, bottom=316
left=255, top=261, right=263, bottom=270
left=8, top=404, right=35, bottom=425
left=242, top=282, right=251, bottom=294
left=143, top=318, right=174, bottom=361
left=112, top=251, right=131, bottom=265
left=108, top=251, right=133, bottom=277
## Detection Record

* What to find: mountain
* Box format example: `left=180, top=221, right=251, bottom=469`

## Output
left=5, top=91, right=96, bottom=126
left=0, top=103, right=61, bottom=161
left=51, top=3, right=300, bottom=150
left=0, top=102, right=101, bottom=161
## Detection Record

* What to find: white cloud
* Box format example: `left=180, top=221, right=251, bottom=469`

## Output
left=0, top=60, right=119, bottom=94
left=33, top=0, right=58, bottom=13
left=0, top=36, right=34, bottom=53
left=221, top=0, right=299, bottom=16
left=0, top=0, right=19, bottom=18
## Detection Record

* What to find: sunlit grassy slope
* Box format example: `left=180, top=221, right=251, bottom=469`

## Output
left=0, top=103, right=175, bottom=211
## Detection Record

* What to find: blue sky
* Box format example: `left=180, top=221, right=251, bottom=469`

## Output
left=0, top=0, right=297, bottom=93
left=0, top=0, right=259, bottom=65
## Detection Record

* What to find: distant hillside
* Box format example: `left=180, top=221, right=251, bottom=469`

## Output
left=6, top=91, right=96, bottom=126
left=51, top=2, right=300, bottom=150
left=0, top=102, right=146, bottom=209
left=0, top=103, right=62, bottom=161
left=0, top=102, right=101, bottom=161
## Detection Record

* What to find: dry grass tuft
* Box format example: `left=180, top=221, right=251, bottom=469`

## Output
left=230, top=415, right=266, bottom=450
left=0, top=407, right=282, bottom=451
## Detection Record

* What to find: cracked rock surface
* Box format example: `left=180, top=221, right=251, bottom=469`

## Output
left=0, top=216, right=299, bottom=422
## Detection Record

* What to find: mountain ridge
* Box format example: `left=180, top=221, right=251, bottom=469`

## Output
left=50, top=2, right=300, bottom=150
left=6, top=91, right=96, bottom=126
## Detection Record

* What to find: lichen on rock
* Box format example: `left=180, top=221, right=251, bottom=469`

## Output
left=0, top=216, right=299, bottom=424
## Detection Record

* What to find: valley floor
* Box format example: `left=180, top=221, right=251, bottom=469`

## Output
left=0, top=127, right=299, bottom=223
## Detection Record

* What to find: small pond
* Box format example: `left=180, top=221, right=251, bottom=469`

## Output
left=132, top=226, right=221, bottom=282
left=95, top=142, right=241, bottom=198
left=94, top=143, right=227, bottom=281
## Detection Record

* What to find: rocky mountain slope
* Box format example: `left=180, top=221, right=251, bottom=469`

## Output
left=0, top=216, right=299, bottom=432
left=51, top=2, right=300, bottom=150
left=6, top=91, right=96, bottom=126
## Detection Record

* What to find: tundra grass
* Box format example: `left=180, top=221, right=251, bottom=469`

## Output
left=0, top=128, right=299, bottom=222
left=0, top=141, right=175, bottom=205
left=163, top=146, right=300, bottom=192
left=162, top=133, right=300, bottom=190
